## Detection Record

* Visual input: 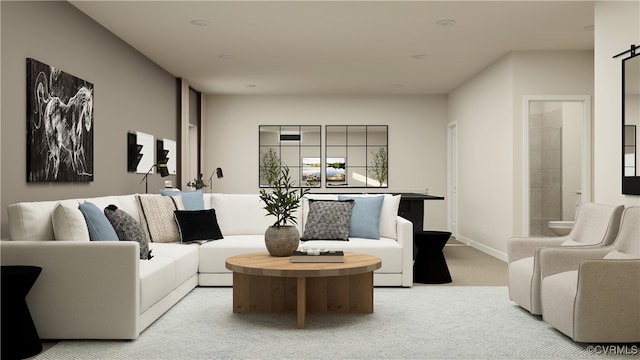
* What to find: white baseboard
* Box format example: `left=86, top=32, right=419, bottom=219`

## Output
left=455, top=235, right=508, bottom=263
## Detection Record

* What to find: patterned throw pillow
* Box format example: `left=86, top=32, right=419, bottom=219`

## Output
left=104, top=204, right=152, bottom=260
left=301, top=199, right=354, bottom=241
left=136, top=194, right=184, bottom=243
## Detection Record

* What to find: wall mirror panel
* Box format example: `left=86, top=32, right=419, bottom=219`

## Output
left=259, top=125, right=321, bottom=188
left=325, top=125, right=388, bottom=188
left=622, top=51, right=640, bottom=194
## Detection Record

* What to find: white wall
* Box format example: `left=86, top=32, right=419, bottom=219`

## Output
left=448, top=55, right=515, bottom=259
left=594, top=1, right=640, bottom=206
left=449, top=51, right=593, bottom=259
left=204, top=95, right=449, bottom=230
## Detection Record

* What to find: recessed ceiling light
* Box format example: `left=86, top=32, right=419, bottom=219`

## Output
left=436, top=19, right=456, bottom=27
left=190, top=20, right=210, bottom=27
left=584, top=25, right=594, bottom=31
left=218, top=55, right=235, bottom=60
left=411, top=54, right=428, bottom=60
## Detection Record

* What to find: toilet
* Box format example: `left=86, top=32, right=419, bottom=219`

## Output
left=548, top=221, right=574, bottom=236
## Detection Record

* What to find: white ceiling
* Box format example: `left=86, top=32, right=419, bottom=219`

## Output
left=70, top=1, right=595, bottom=96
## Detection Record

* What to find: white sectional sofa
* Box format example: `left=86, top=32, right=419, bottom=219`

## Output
left=1, top=193, right=412, bottom=339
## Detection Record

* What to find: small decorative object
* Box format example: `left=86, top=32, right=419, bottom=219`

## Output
left=259, top=150, right=309, bottom=256
left=187, top=174, right=207, bottom=190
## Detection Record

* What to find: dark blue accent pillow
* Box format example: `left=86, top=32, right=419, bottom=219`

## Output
left=78, top=201, right=118, bottom=241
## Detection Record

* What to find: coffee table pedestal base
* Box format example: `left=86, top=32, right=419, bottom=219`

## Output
left=232, top=272, right=374, bottom=328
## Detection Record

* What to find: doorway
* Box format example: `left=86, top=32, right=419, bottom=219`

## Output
left=523, top=96, right=591, bottom=236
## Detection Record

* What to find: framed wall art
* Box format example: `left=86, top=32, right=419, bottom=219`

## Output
left=27, top=58, right=94, bottom=182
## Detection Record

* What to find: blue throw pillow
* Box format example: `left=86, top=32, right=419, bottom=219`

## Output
left=160, top=189, right=205, bottom=210
left=78, top=201, right=118, bottom=241
left=338, top=195, right=384, bottom=239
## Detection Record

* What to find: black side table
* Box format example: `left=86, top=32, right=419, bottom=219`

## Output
left=413, top=231, right=452, bottom=284
left=1, top=265, right=43, bottom=360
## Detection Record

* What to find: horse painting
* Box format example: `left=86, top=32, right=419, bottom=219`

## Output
left=27, top=58, right=94, bottom=182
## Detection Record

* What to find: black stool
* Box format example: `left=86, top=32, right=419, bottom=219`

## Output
left=413, top=231, right=452, bottom=284
left=1, top=265, right=43, bottom=360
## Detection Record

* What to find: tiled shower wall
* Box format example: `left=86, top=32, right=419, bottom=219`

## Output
left=530, top=103, right=562, bottom=236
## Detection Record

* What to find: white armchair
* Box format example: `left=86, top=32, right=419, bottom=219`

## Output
left=539, top=206, right=639, bottom=343
left=507, top=203, right=624, bottom=315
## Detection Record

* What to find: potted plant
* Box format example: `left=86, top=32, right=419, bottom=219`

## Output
left=187, top=174, right=207, bottom=190
left=259, top=149, right=309, bottom=256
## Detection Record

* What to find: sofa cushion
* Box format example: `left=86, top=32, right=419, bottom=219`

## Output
left=149, top=243, right=199, bottom=288
left=210, top=194, right=276, bottom=235
left=301, top=199, right=354, bottom=241
left=338, top=195, right=384, bottom=239
left=198, top=235, right=270, bottom=273
left=8, top=200, right=59, bottom=240
left=139, top=256, right=176, bottom=314
left=104, top=204, right=152, bottom=260
left=136, top=195, right=184, bottom=243
left=174, top=209, right=223, bottom=243
left=160, top=189, right=205, bottom=210
left=302, top=238, right=403, bottom=273
left=52, top=200, right=90, bottom=241
left=78, top=201, right=118, bottom=241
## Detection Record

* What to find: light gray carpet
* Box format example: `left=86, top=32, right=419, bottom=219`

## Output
left=35, top=287, right=634, bottom=360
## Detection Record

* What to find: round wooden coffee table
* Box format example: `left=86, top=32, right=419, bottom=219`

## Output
left=225, top=252, right=381, bottom=328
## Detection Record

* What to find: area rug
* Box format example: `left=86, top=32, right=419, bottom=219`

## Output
left=35, top=287, right=635, bottom=359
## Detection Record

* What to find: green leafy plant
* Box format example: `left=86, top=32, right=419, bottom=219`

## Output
left=187, top=174, right=207, bottom=189
left=259, top=149, right=309, bottom=227
left=369, top=147, right=388, bottom=187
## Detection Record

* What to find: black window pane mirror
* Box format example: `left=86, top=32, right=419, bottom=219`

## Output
left=259, top=125, right=321, bottom=188
left=622, top=48, right=640, bottom=195
left=325, top=125, right=388, bottom=188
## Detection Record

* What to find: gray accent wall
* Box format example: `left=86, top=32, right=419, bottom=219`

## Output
left=1, top=1, right=178, bottom=237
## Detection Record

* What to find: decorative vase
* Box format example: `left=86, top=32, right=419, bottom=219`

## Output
left=264, top=225, right=300, bottom=257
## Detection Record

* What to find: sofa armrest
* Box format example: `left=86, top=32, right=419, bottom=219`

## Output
left=396, top=216, right=413, bottom=287
left=538, top=245, right=614, bottom=279
left=0, top=241, right=140, bottom=339
left=507, top=236, right=567, bottom=263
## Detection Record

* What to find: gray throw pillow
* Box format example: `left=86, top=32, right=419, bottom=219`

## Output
left=104, top=204, right=152, bottom=260
left=301, top=199, right=354, bottom=241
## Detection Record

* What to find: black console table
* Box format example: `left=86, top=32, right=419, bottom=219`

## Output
left=395, top=193, right=445, bottom=260
left=395, top=193, right=445, bottom=234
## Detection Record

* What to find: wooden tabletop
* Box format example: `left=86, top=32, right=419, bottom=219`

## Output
left=225, top=252, right=381, bottom=278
